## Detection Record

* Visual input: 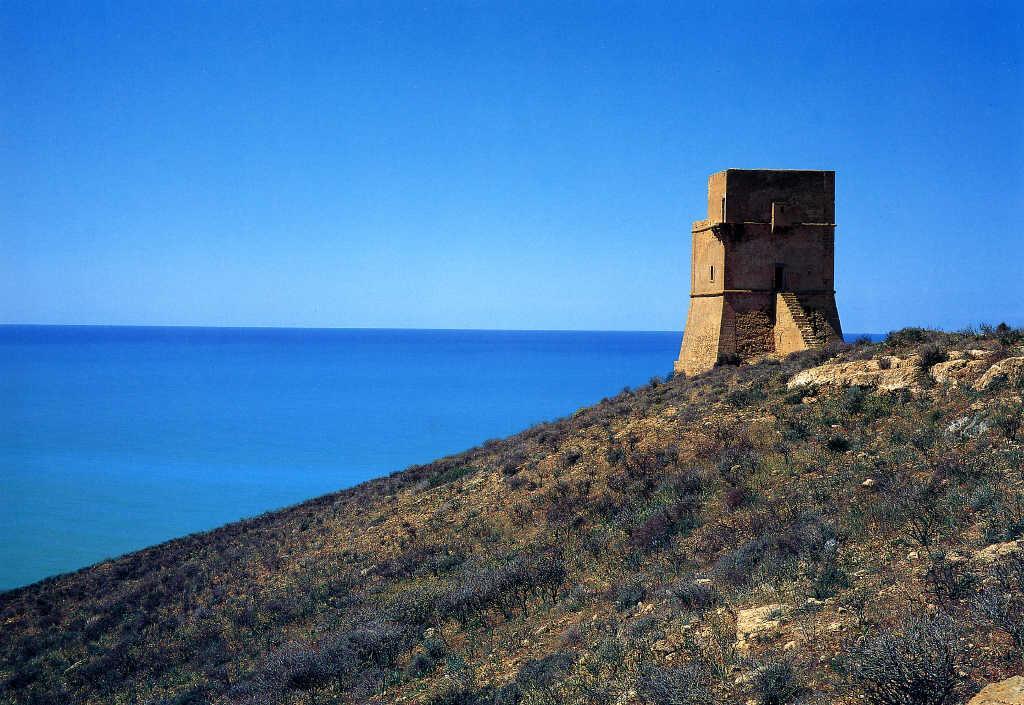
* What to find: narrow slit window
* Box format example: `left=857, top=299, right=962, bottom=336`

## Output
left=709, top=265, right=715, bottom=282
left=721, top=197, right=726, bottom=222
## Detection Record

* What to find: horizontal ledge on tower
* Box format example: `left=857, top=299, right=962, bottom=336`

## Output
left=690, top=289, right=837, bottom=297
left=691, top=222, right=837, bottom=234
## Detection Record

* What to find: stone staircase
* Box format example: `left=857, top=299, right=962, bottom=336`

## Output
left=779, top=292, right=832, bottom=348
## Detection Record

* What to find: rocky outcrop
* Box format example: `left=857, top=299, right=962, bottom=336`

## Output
left=787, top=357, right=923, bottom=391
left=967, top=676, right=1024, bottom=705
left=788, top=350, right=1019, bottom=393
left=735, top=604, right=790, bottom=654
left=930, top=354, right=991, bottom=387
left=974, top=357, right=1024, bottom=392
left=973, top=539, right=1023, bottom=564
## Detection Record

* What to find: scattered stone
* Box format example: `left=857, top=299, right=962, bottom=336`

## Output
left=861, top=478, right=877, bottom=488
left=907, top=551, right=919, bottom=560
left=967, top=676, right=1024, bottom=705
left=783, top=640, right=798, bottom=651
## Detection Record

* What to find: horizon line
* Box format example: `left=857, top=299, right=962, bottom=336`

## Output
left=0, top=322, right=688, bottom=335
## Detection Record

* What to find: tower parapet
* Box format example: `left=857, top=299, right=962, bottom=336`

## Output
left=676, top=169, right=843, bottom=375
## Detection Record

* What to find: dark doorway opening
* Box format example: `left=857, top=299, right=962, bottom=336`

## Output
left=774, top=264, right=785, bottom=291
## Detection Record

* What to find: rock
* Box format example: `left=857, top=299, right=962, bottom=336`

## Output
left=788, top=357, right=923, bottom=392
left=422, top=627, right=436, bottom=639
left=930, top=358, right=990, bottom=387
left=783, top=640, right=798, bottom=651
left=735, top=604, right=790, bottom=654
left=967, top=676, right=1024, bottom=705
left=907, top=551, right=920, bottom=560
left=861, top=478, right=877, bottom=488
left=974, top=357, right=1024, bottom=392
left=946, top=414, right=991, bottom=439
left=974, top=540, right=1023, bottom=564
left=652, top=639, right=675, bottom=654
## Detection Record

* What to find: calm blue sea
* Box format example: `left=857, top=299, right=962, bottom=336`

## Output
left=0, top=325, right=882, bottom=591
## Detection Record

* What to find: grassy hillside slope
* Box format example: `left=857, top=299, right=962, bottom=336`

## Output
left=2, top=326, right=1023, bottom=705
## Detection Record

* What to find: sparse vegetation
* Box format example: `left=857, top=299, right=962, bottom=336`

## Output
left=1, top=326, right=1022, bottom=704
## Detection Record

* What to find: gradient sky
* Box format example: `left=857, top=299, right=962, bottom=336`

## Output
left=2, top=1, right=1021, bottom=332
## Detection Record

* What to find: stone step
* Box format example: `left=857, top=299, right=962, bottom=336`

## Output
left=779, top=293, right=831, bottom=348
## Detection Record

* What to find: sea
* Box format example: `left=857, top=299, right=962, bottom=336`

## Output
left=0, top=325, right=882, bottom=591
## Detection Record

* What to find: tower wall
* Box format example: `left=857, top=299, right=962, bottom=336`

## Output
left=722, top=292, right=775, bottom=360
left=676, top=169, right=842, bottom=375
left=675, top=295, right=724, bottom=375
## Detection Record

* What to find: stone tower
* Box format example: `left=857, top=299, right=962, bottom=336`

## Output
left=675, top=169, right=843, bottom=376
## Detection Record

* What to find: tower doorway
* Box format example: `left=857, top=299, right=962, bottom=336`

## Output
left=773, top=264, right=785, bottom=291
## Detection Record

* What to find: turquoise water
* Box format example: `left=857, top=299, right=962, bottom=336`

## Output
left=0, top=326, right=683, bottom=590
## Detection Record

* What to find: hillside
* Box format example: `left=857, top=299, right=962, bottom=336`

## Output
left=2, top=325, right=1023, bottom=705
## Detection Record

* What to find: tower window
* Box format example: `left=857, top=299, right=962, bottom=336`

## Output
left=721, top=197, right=726, bottom=222
left=709, top=265, right=715, bottom=282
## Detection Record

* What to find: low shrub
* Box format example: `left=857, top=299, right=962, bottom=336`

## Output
left=726, top=386, right=768, bottom=408
left=974, top=553, right=1024, bottom=653
left=827, top=435, right=851, bottom=453
left=810, top=554, right=849, bottom=599
left=750, top=659, right=804, bottom=705
left=612, top=578, right=646, bottom=611
left=667, top=579, right=719, bottom=613
left=514, top=652, right=574, bottom=704
left=635, top=663, right=713, bottom=705
left=429, top=465, right=475, bottom=488
left=628, top=497, right=700, bottom=551
left=842, top=612, right=968, bottom=705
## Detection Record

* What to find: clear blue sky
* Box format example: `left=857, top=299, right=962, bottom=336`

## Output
left=2, top=1, right=1021, bottom=332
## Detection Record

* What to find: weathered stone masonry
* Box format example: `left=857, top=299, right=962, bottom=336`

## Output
left=676, top=169, right=843, bottom=375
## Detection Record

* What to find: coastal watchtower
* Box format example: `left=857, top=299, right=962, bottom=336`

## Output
left=675, top=169, right=843, bottom=375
